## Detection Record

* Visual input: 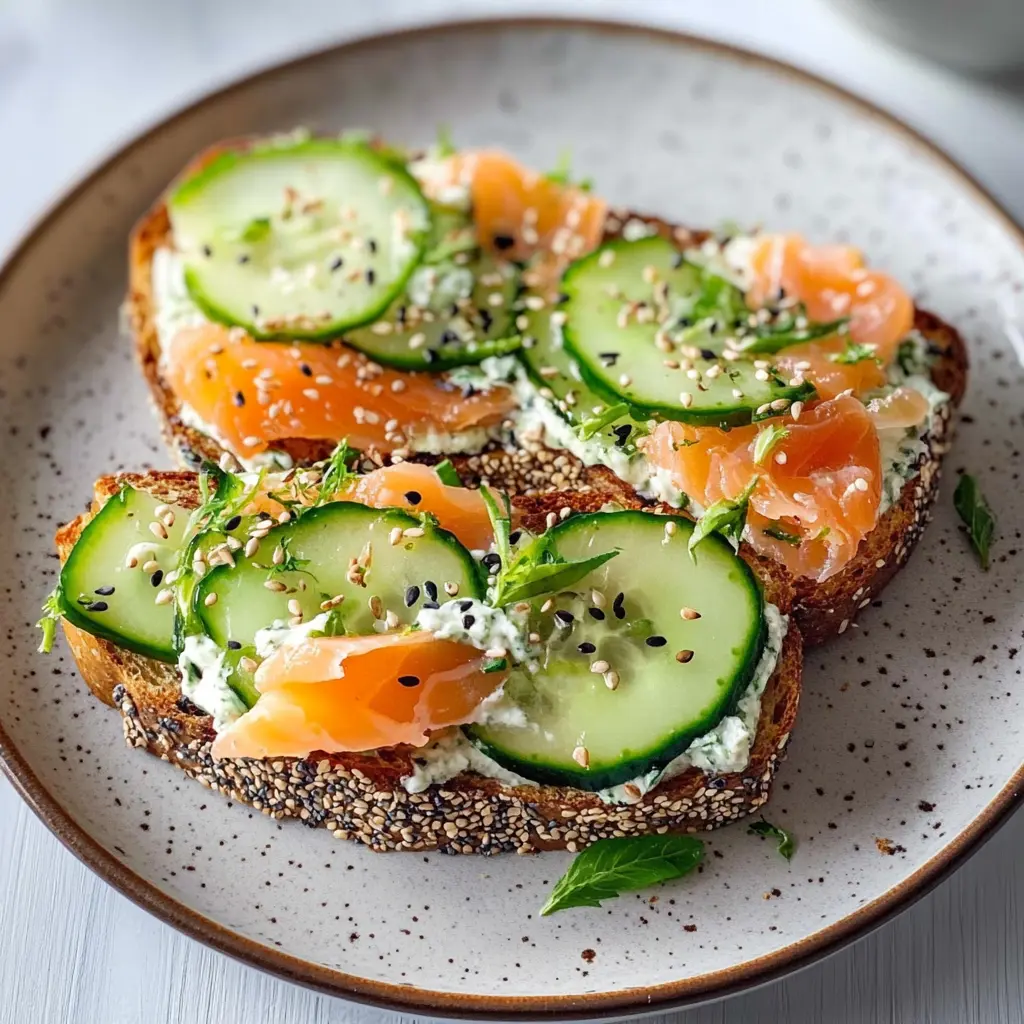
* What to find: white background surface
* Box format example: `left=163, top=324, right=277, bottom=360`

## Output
left=2, top=1, right=1024, bottom=1021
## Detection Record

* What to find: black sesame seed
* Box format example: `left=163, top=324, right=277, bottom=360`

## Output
left=554, top=610, right=574, bottom=626
left=423, top=348, right=437, bottom=365
left=202, top=244, right=213, bottom=257
left=404, top=490, right=422, bottom=506
left=404, top=585, right=420, bottom=607
left=700, top=348, right=716, bottom=360
left=227, top=640, right=242, bottom=650
left=587, top=607, right=606, bottom=621
left=557, top=292, right=570, bottom=305
left=492, top=233, right=515, bottom=251
left=440, top=329, right=458, bottom=345
left=462, top=614, right=476, bottom=629
left=458, top=600, right=474, bottom=612
left=479, top=309, right=493, bottom=332
left=233, top=390, right=246, bottom=407
left=367, top=238, right=378, bottom=254
left=330, top=256, right=344, bottom=272
left=671, top=251, right=684, bottom=269
left=365, top=268, right=376, bottom=285
left=613, top=424, right=632, bottom=447
left=85, top=601, right=109, bottom=613
left=94, top=585, right=115, bottom=596
left=645, top=635, right=668, bottom=647
left=577, top=641, right=596, bottom=654
left=398, top=675, right=421, bottom=688
left=708, top=322, right=719, bottom=334
left=508, top=530, right=522, bottom=545
left=150, top=570, right=164, bottom=588
left=599, top=352, right=620, bottom=367
left=396, top=305, right=407, bottom=324
left=482, top=553, right=502, bottom=571
left=675, top=317, right=692, bottom=330
left=300, top=363, right=313, bottom=377
left=424, top=581, right=438, bottom=601
left=251, top=304, right=260, bottom=317
left=237, top=253, right=250, bottom=265
left=421, top=601, right=440, bottom=610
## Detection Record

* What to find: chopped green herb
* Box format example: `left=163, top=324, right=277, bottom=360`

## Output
left=314, top=440, right=359, bottom=505
left=544, top=149, right=593, bottom=191
left=753, top=423, right=789, bottom=465
left=829, top=340, right=880, bottom=365
left=577, top=402, right=631, bottom=441
left=540, top=834, right=704, bottom=915
left=309, top=606, right=347, bottom=638
left=688, top=476, right=759, bottom=558
left=763, top=525, right=801, bottom=545
left=482, top=657, right=508, bottom=674
left=748, top=817, right=796, bottom=860
left=240, top=216, right=271, bottom=243
left=954, top=473, right=995, bottom=570
left=37, top=588, right=63, bottom=654
left=434, top=459, right=463, bottom=488
left=267, top=536, right=314, bottom=580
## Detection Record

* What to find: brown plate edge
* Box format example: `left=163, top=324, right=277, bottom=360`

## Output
left=1, top=14, right=1022, bottom=1020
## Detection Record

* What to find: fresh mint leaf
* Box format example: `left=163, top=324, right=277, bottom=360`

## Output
left=753, top=423, right=789, bottom=465
left=37, top=587, right=63, bottom=654
left=763, top=525, right=802, bottom=545
left=954, top=473, right=995, bottom=570
left=577, top=403, right=631, bottom=441
left=540, top=834, right=704, bottom=915
left=748, top=817, right=796, bottom=860
left=434, top=459, right=463, bottom=487
left=829, top=340, right=880, bottom=365
left=499, top=550, right=618, bottom=607
left=688, top=476, right=759, bottom=558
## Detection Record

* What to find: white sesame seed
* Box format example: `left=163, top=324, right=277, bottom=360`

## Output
left=665, top=521, right=678, bottom=537
left=619, top=373, right=632, bottom=387
left=264, top=580, right=287, bottom=592
left=680, top=607, right=701, bottom=620
left=148, top=521, right=168, bottom=540
left=142, top=559, right=160, bottom=574
left=550, top=310, right=567, bottom=327
left=876, top=558, right=886, bottom=568
left=288, top=598, right=303, bottom=616
left=243, top=436, right=261, bottom=448
left=790, top=400, right=804, bottom=421
left=679, top=392, right=694, bottom=408
left=485, top=647, right=507, bottom=659
left=154, top=589, right=174, bottom=606
left=390, top=379, right=407, bottom=393
left=754, top=369, right=770, bottom=382
left=369, top=596, right=383, bottom=619
left=239, top=656, right=259, bottom=673
left=277, top=510, right=292, bottom=523
left=204, top=592, right=218, bottom=607
left=403, top=527, right=425, bottom=539
left=775, top=452, right=788, bottom=465
left=854, top=478, right=869, bottom=492
left=590, top=589, right=606, bottom=608
left=572, top=746, right=590, bottom=768
left=409, top=332, right=426, bottom=349
left=541, top=599, right=555, bottom=613
left=559, top=505, right=572, bottom=520
left=444, top=581, right=460, bottom=596
left=591, top=660, right=610, bottom=674
left=604, top=670, right=620, bottom=691
left=598, top=249, right=616, bottom=268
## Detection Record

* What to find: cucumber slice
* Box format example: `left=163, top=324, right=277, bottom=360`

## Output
left=58, top=487, right=189, bottom=661
left=467, top=510, right=766, bottom=790
left=561, top=236, right=815, bottom=427
left=343, top=249, right=521, bottom=370
left=195, top=502, right=484, bottom=651
left=517, top=297, right=647, bottom=453
left=169, top=138, right=430, bottom=340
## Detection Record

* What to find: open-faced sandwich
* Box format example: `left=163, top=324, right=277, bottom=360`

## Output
left=41, top=450, right=800, bottom=854
left=126, top=131, right=967, bottom=647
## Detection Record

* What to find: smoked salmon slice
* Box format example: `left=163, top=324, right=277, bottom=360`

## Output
left=211, top=631, right=507, bottom=759
left=748, top=234, right=914, bottom=364
left=341, top=461, right=498, bottom=551
left=642, top=395, right=883, bottom=581
left=164, top=323, right=514, bottom=457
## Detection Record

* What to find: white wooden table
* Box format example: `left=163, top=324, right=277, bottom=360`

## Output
left=3, top=1, right=1024, bottom=1020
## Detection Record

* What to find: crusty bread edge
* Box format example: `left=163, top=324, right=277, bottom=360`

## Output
left=57, top=471, right=802, bottom=854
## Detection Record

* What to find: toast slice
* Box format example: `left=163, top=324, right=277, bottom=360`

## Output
left=126, top=196, right=968, bottom=647
left=56, top=471, right=802, bottom=854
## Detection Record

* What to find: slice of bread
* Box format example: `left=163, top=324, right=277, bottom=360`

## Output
left=126, top=193, right=968, bottom=647
left=55, top=472, right=802, bottom=854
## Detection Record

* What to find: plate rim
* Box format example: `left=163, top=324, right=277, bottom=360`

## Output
left=1, top=14, right=1022, bottom=1018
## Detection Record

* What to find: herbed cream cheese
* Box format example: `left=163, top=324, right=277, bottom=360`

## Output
left=177, top=634, right=246, bottom=732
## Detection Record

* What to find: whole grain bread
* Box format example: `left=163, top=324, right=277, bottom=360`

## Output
left=56, top=472, right=802, bottom=855
left=126, top=191, right=968, bottom=647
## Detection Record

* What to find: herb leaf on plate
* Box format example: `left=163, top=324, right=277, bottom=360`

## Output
left=954, top=473, right=995, bottom=569
left=748, top=817, right=796, bottom=860
left=540, top=834, right=704, bottom=916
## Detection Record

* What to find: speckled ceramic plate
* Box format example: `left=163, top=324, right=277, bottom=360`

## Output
left=2, top=17, right=1023, bottom=1018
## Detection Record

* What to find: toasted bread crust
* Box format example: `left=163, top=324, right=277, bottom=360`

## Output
left=127, top=190, right=968, bottom=647
left=57, top=472, right=801, bottom=854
